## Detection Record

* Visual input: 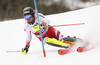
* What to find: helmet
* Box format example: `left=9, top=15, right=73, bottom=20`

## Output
left=23, top=7, right=35, bottom=25
left=23, top=7, right=34, bottom=17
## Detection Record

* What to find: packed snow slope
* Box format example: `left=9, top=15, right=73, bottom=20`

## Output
left=0, top=5, right=100, bottom=65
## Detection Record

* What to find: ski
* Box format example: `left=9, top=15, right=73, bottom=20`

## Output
left=77, top=42, right=91, bottom=52
left=58, top=37, right=77, bottom=55
left=77, top=47, right=85, bottom=52
left=77, top=43, right=96, bottom=53
left=58, top=49, right=72, bottom=55
left=58, top=41, right=95, bottom=55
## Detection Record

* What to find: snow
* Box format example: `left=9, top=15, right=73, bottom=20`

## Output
left=0, top=5, right=100, bottom=65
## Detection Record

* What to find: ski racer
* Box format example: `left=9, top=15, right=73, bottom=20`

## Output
left=21, top=7, right=78, bottom=54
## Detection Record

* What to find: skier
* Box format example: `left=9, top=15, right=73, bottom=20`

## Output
left=21, top=7, right=77, bottom=54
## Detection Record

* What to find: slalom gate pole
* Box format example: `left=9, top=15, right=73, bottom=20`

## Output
left=34, top=0, right=46, bottom=57
left=44, top=23, right=85, bottom=27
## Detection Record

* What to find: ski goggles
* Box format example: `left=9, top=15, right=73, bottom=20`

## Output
left=24, top=15, right=32, bottom=19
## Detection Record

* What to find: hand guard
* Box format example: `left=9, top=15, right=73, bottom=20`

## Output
left=21, top=45, right=30, bottom=54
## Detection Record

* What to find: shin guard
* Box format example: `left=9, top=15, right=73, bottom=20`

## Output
left=45, top=38, right=69, bottom=48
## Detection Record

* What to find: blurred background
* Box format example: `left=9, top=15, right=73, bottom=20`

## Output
left=0, top=0, right=100, bottom=21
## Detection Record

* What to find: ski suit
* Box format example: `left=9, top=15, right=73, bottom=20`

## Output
left=24, top=13, right=64, bottom=45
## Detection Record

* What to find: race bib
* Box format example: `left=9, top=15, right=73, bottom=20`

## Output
left=32, top=25, right=43, bottom=31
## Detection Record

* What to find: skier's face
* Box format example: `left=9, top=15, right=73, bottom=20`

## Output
left=26, top=17, right=34, bottom=23
left=24, top=14, right=33, bottom=22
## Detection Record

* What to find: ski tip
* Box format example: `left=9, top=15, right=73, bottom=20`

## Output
left=58, top=49, right=63, bottom=55
left=77, top=47, right=85, bottom=52
left=58, top=49, right=71, bottom=55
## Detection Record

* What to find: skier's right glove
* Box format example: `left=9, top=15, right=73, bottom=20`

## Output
left=21, top=45, right=30, bottom=54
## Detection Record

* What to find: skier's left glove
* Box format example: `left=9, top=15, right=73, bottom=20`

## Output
left=21, top=45, right=30, bottom=54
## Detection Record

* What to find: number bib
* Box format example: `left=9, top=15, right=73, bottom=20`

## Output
left=32, top=25, right=43, bottom=31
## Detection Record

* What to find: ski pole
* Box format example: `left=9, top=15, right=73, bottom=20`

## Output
left=6, top=50, right=21, bottom=52
left=34, top=0, right=46, bottom=57
left=44, top=23, right=85, bottom=27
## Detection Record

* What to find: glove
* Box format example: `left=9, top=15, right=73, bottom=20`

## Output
left=21, top=45, right=30, bottom=54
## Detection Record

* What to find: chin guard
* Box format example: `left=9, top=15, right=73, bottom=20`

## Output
left=27, top=19, right=35, bottom=25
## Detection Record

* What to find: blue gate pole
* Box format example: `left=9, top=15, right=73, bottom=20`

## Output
left=34, top=0, right=46, bottom=57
